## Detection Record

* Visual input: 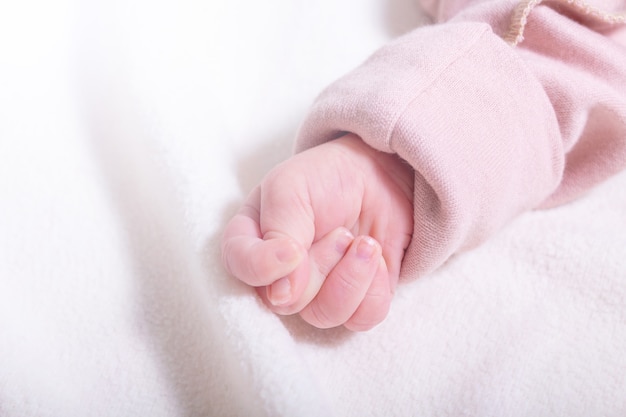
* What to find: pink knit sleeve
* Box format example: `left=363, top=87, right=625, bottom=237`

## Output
left=295, top=0, right=626, bottom=277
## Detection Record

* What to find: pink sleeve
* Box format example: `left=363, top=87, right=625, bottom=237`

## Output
left=295, top=0, right=626, bottom=277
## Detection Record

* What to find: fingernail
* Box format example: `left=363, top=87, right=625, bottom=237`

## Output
left=356, top=237, right=378, bottom=260
left=335, top=229, right=354, bottom=254
left=267, top=277, right=291, bottom=306
left=275, top=240, right=301, bottom=265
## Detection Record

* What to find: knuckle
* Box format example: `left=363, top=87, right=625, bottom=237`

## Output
left=334, top=269, right=361, bottom=295
left=346, top=294, right=391, bottom=332
left=305, top=300, right=339, bottom=329
left=220, top=240, right=233, bottom=274
left=221, top=239, right=244, bottom=280
left=249, top=249, right=271, bottom=284
left=347, top=309, right=386, bottom=331
left=346, top=316, right=381, bottom=332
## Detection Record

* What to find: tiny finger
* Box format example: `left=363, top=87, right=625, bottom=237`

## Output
left=267, top=227, right=354, bottom=315
left=345, top=257, right=392, bottom=331
left=300, top=236, right=381, bottom=329
left=222, top=235, right=304, bottom=287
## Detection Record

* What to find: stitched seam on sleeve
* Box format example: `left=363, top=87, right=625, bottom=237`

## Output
left=386, top=25, right=491, bottom=153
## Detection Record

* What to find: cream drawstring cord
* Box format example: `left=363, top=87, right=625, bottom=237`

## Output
left=504, top=0, right=626, bottom=46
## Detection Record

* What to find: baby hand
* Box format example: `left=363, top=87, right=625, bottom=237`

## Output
left=222, top=134, right=414, bottom=331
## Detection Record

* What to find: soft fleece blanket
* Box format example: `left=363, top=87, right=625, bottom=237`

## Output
left=1, top=0, right=625, bottom=416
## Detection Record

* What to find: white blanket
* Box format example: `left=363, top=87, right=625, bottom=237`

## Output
left=1, top=0, right=625, bottom=416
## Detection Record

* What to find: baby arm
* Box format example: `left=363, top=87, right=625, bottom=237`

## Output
left=223, top=0, right=626, bottom=331
left=222, top=134, right=414, bottom=331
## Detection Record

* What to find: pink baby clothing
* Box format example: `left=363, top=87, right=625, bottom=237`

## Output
left=295, top=0, right=626, bottom=278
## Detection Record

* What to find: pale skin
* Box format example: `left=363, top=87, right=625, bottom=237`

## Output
left=221, top=134, right=414, bottom=331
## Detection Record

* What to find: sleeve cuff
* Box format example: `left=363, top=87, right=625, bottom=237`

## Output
left=296, top=22, right=563, bottom=277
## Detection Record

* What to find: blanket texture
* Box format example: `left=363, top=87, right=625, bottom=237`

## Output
left=1, top=0, right=624, bottom=416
